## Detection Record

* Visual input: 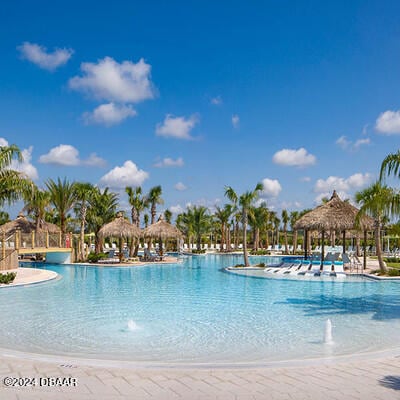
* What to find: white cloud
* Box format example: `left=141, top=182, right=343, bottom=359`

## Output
left=83, top=103, right=137, bottom=126
left=69, top=57, right=155, bottom=103
left=261, top=178, right=282, bottom=198
left=0, top=138, right=9, bottom=146
left=174, top=182, right=187, bottom=191
left=11, top=146, right=38, bottom=180
left=210, top=96, right=222, bottom=105
left=85, top=153, right=107, bottom=167
left=336, top=135, right=370, bottom=151
left=170, top=204, right=184, bottom=214
left=336, top=135, right=351, bottom=149
left=154, top=157, right=184, bottom=168
left=99, top=160, right=149, bottom=189
left=18, top=42, right=73, bottom=71
left=313, top=172, right=373, bottom=203
left=300, top=176, right=311, bottom=182
left=156, top=114, right=198, bottom=140
left=376, top=110, right=400, bottom=134
left=232, top=114, right=240, bottom=128
left=354, top=137, right=370, bottom=149
left=272, top=147, right=316, bottom=167
left=39, top=144, right=106, bottom=167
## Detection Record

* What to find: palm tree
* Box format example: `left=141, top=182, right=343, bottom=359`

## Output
left=0, top=211, right=9, bottom=225
left=281, top=209, right=289, bottom=253
left=0, top=144, right=32, bottom=207
left=146, top=185, right=163, bottom=224
left=164, top=209, right=172, bottom=223
left=125, top=186, right=147, bottom=255
left=225, top=183, right=263, bottom=267
left=86, top=187, right=119, bottom=253
left=380, top=150, right=400, bottom=181
left=74, top=182, right=96, bottom=261
left=46, top=178, right=77, bottom=234
left=249, top=203, right=268, bottom=251
left=355, top=181, right=400, bottom=274
left=214, top=205, right=232, bottom=251
left=23, top=184, right=51, bottom=231
left=189, top=206, right=211, bottom=251
left=143, top=214, right=149, bottom=228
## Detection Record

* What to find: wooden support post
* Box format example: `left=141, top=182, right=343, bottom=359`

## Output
left=363, top=230, right=367, bottom=271
left=15, top=230, right=19, bottom=250
left=2, top=232, right=5, bottom=259
left=46, top=231, right=49, bottom=248
left=31, top=231, right=35, bottom=249
left=59, top=231, right=62, bottom=248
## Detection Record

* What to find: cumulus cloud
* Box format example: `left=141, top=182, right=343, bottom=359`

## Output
left=261, top=178, right=282, bottom=198
left=210, top=96, right=222, bottom=105
left=99, top=160, right=149, bottom=189
left=375, top=110, right=400, bottom=134
left=156, top=114, right=198, bottom=140
left=18, top=42, right=73, bottom=71
left=336, top=135, right=370, bottom=151
left=232, top=114, right=240, bottom=128
left=154, top=157, right=184, bottom=168
left=300, top=176, right=311, bottom=182
left=83, top=103, right=137, bottom=126
left=0, top=138, right=9, bottom=147
left=69, top=57, right=155, bottom=103
left=174, top=182, right=187, bottom=191
left=313, top=172, right=373, bottom=202
left=272, top=147, right=316, bottom=167
left=39, top=144, right=106, bottom=167
left=170, top=204, right=184, bottom=214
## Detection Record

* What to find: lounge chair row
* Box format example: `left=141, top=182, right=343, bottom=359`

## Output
left=264, top=260, right=346, bottom=278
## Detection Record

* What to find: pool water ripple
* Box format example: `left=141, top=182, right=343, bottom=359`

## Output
left=1, top=255, right=400, bottom=364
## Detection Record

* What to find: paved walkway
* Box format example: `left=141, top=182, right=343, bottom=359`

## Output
left=1, top=352, right=400, bottom=399
left=0, top=268, right=57, bottom=288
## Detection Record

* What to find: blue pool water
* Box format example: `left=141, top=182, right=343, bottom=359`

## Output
left=1, top=254, right=400, bottom=364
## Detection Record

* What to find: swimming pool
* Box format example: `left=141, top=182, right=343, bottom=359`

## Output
left=1, top=254, right=400, bottom=365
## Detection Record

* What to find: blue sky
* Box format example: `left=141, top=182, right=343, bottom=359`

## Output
left=2, top=0, right=400, bottom=218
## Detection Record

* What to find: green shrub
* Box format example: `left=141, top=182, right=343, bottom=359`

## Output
left=388, top=268, right=400, bottom=277
left=0, top=272, right=16, bottom=284
left=255, top=263, right=266, bottom=268
left=192, top=249, right=206, bottom=254
left=233, top=264, right=245, bottom=268
left=250, top=250, right=271, bottom=255
left=385, top=257, right=400, bottom=264
left=87, top=252, right=108, bottom=263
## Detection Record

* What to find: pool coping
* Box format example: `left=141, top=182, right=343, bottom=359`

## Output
left=0, top=267, right=59, bottom=288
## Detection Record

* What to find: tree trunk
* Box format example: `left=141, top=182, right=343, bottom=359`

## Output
left=292, top=230, right=298, bottom=254
left=234, top=221, right=239, bottom=249
left=284, top=229, right=288, bottom=253
left=243, top=213, right=250, bottom=267
left=375, top=222, right=388, bottom=274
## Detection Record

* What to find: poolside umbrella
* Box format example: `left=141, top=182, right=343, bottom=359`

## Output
left=294, top=191, right=374, bottom=264
left=97, top=212, right=141, bottom=262
left=142, top=215, right=183, bottom=256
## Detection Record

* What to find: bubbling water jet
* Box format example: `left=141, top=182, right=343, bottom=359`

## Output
left=324, top=319, right=333, bottom=345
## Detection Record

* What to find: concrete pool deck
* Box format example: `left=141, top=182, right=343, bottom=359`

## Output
left=1, top=350, right=400, bottom=399
left=0, top=267, right=58, bottom=288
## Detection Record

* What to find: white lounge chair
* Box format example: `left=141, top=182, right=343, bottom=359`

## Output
left=305, top=261, right=321, bottom=276
left=296, top=260, right=312, bottom=275
left=321, top=261, right=334, bottom=276
left=333, top=261, right=346, bottom=278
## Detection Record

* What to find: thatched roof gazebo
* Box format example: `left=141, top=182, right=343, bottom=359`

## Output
left=294, top=191, right=374, bottom=266
left=142, top=215, right=182, bottom=256
left=97, top=212, right=141, bottom=262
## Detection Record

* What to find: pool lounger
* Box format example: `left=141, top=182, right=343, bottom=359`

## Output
left=304, top=260, right=321, bottom=276
left=296, top=261, right=312, bottom=275
left=333, top=261, right=346, bottom=278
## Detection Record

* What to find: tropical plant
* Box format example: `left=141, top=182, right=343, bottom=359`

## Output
left=355, top=181, right=400, bottom=274
left=86, top=187, right=119, bottom=253
left=74, top=182, right=96, bottom=261
left=146, top=185, right=163, bottom=224
left=164, top=209, right=172, bottom=223
left=46, top=178, right=77, bottom=234
left=281, top=209, right=289, bottom=253
left=380, top=150, right=400, bottom=181
left=0, top=211, right=9, bottom=225
left=248, top=203, right=269, bottom=251
left=23, top=185, right=51, bottom=231
left=0, top=144, right=32, bottom=207
left=225, top=183, right=263, bottom=267
left=214, top=205, right=232, bottom=251
left=188, top=206, right=211, bottom=250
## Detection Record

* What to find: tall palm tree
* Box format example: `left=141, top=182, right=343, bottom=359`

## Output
left=74, top=182, right=96, bottom=261
left=0, top=144, right=32, bottom=207
left=214, top=205, right=232, bottom=251
left=249, top=203, right=268, bottom=251
left=143, top=214, right=149, bottom=228
left=225, top=183, right=263, bottom=267
left=86, top=187, right=119, bottom=253
left=125, top=186, right=147, bottom=255
left=23, top=184, right=51, bottom=231
left=281, top=209, right=289, bottom=253
left=0, top=211, right=9, bottom=225
left=46, top=178, right=77, bottom=234
left=164, top=209, right=172, bottom=223
left=355, top=181, right=400, bottom=274
left=146, top=185, right=163, bottom=224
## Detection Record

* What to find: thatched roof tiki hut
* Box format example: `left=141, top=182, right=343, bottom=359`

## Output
left=142, top=215, right=183, bottom=256
left=294, top=191, right=374, bottom=268
left=97, top=212, right=141, bottom=262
